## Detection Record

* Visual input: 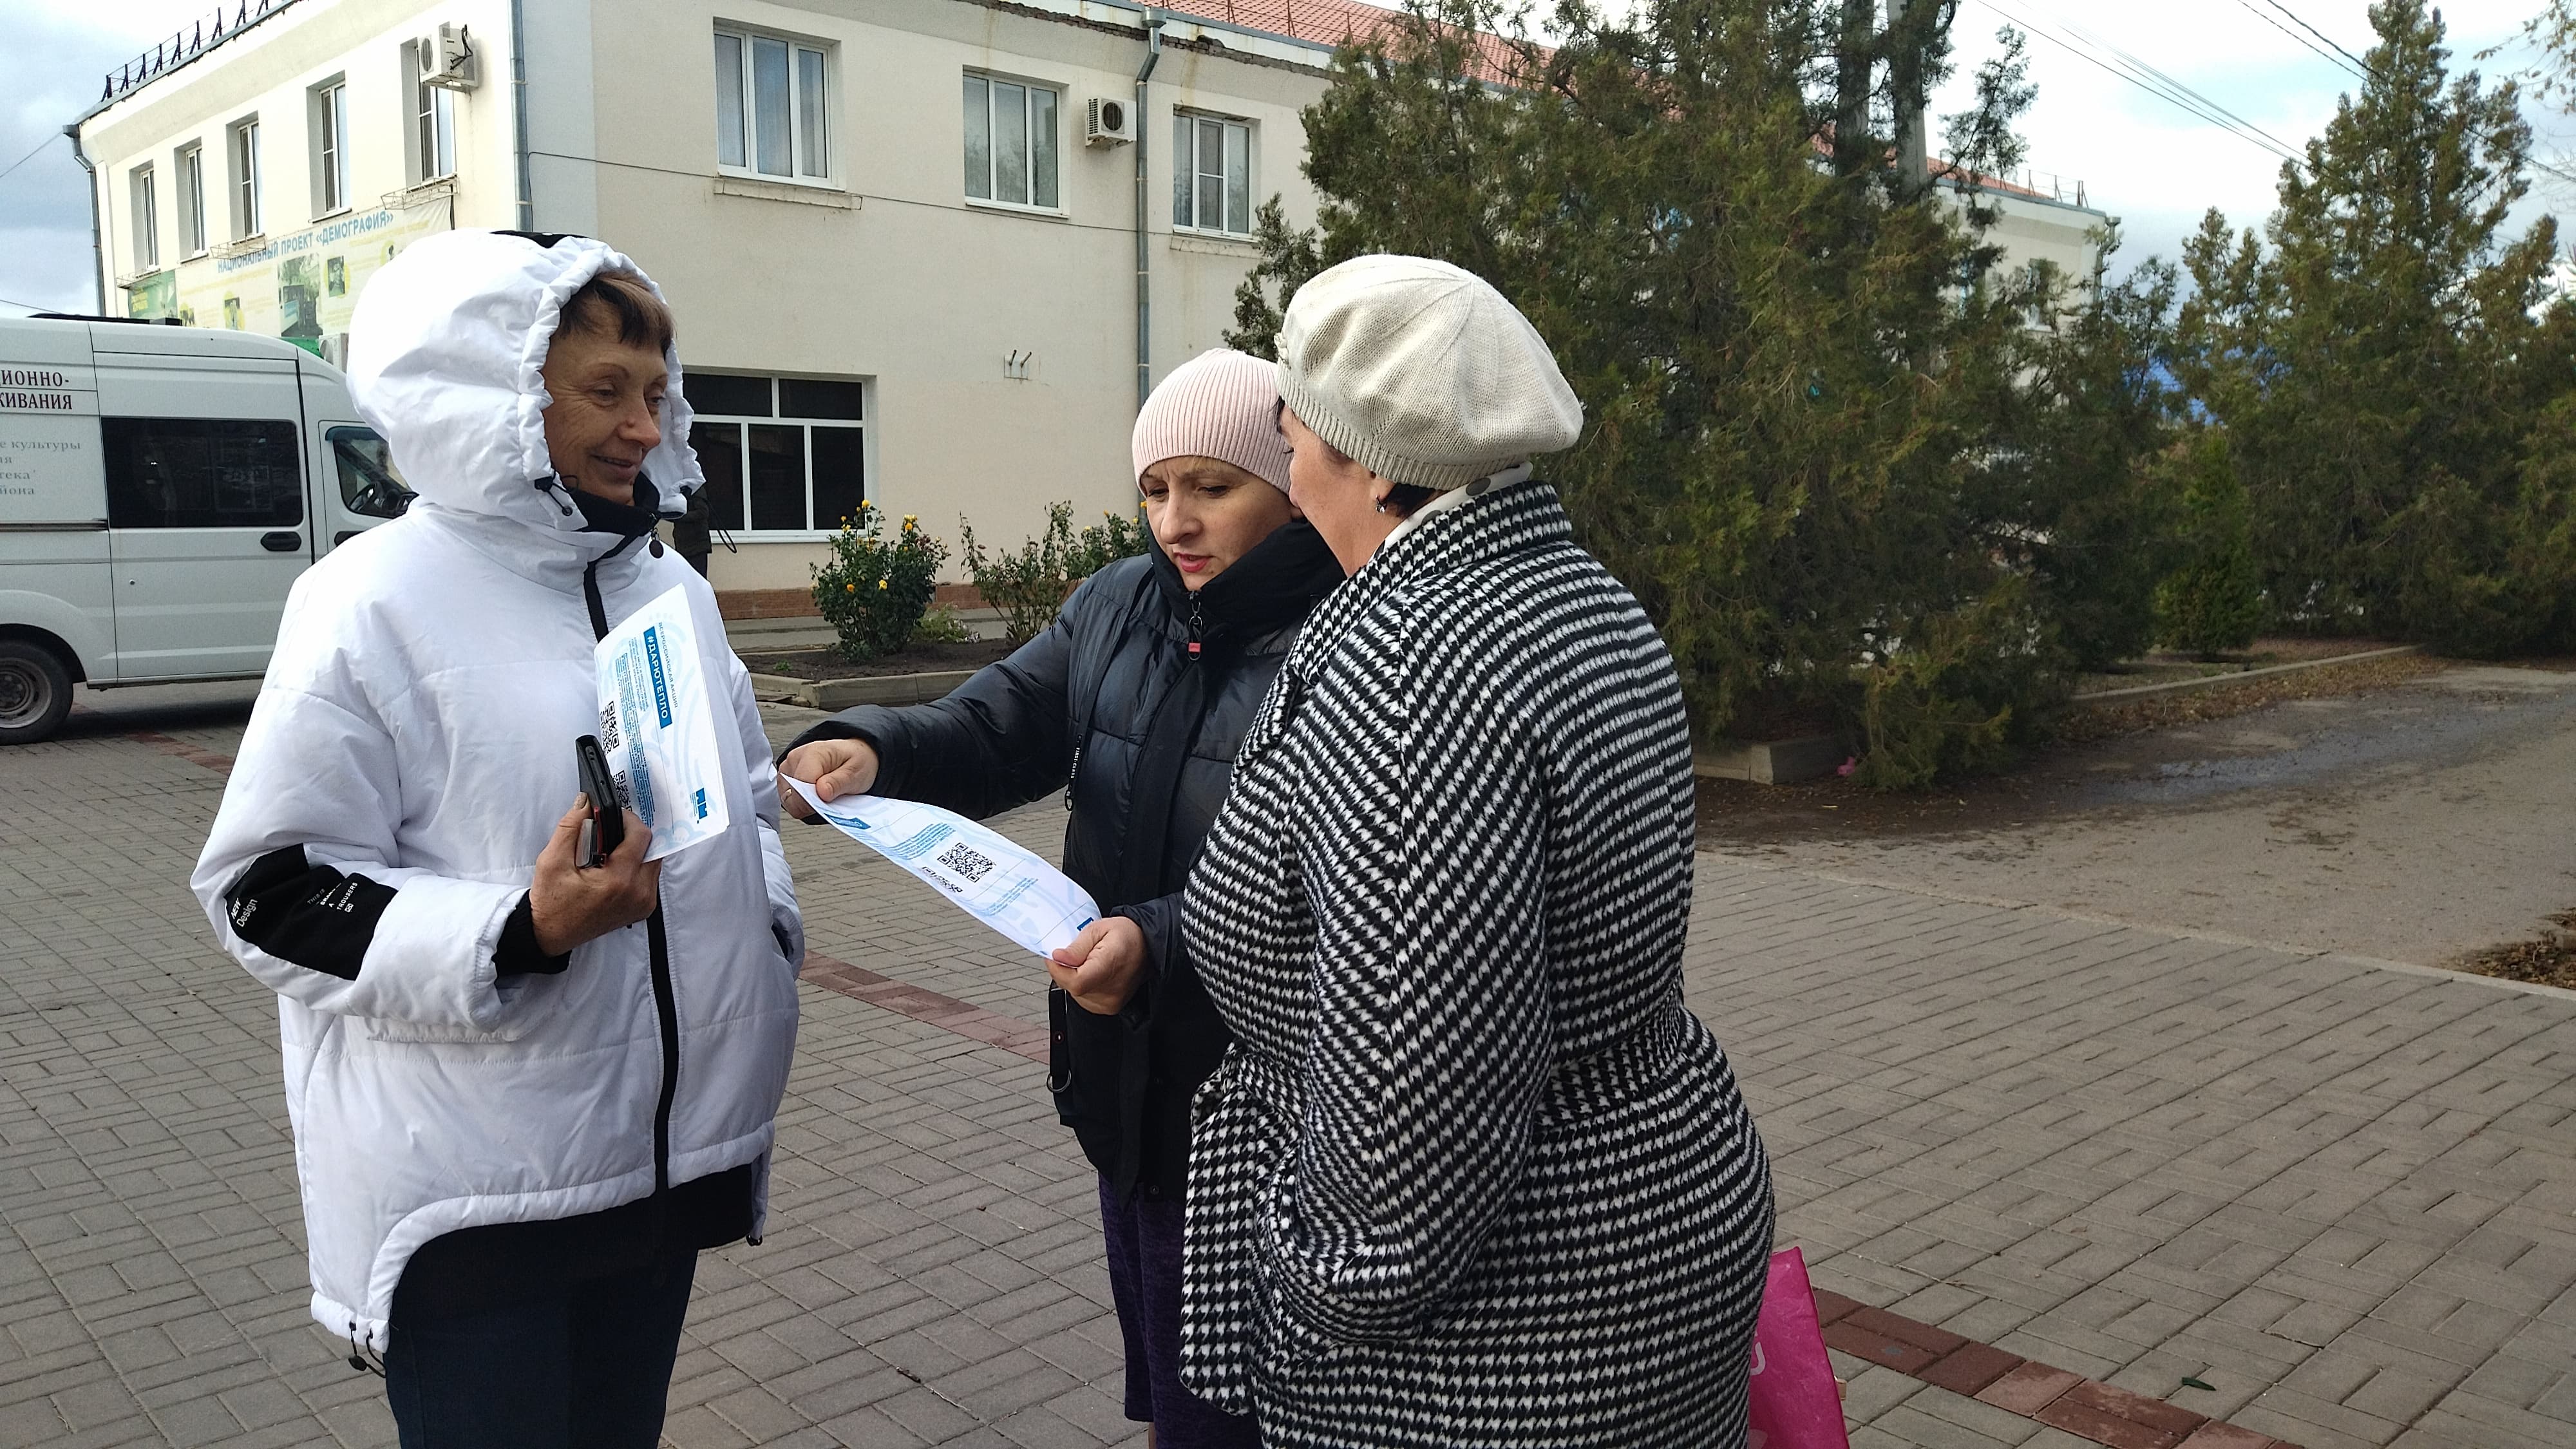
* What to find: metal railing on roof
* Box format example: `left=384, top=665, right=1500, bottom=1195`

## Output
left=98, top=0, right=308, bottom=109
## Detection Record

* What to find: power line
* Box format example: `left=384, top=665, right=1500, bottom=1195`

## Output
left=1969, top=0, right=2304, bottom=167
left=2061, top=16, right=2309, bottom=158
left=1, top=294, right=61, bottom=312
left=2255, top=0, right=2377, bottom=78
left=2230, top=0, right=2367, bottom=81
left=0, top=131, right=63, bottom=187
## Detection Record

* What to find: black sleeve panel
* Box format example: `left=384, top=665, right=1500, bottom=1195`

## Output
left=222, top=846, right=397, bottom=981
left=494, top=893, right=571, bottom=979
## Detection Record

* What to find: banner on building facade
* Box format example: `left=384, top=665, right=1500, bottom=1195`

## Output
left=128, top=194, right=453, bottom=363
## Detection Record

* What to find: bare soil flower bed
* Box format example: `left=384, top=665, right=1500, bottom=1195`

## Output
left=2054, top=652, right=2447, bottom=744
left=738, top=639, right=1015, bottom=680
left=2072, top=637, right=2409, bottom=696
left=2450, top=912, right=2576, bottom=990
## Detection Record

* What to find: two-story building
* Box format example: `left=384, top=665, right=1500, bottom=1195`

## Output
left=74, top=0, right=1362, bottom=609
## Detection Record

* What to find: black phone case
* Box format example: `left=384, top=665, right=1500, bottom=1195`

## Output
left=575, top=735, right=625, bottom=864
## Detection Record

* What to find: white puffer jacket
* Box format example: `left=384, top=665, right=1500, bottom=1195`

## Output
left=190, top=231, right=802, bottom=1353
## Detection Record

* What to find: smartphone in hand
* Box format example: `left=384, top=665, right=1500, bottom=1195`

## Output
left=574, top=734, right=625, bottom=867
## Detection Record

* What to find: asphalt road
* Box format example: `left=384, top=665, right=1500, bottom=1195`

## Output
left=1704, top=663, right=2576, bottom=968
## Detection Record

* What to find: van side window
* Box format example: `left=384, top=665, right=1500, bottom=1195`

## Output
left=328, top=426, right=413, bottom=519
left=102, top=418, right=303, bottom=529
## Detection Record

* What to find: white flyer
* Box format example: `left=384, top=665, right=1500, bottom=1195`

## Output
left=788, top=779, right=1101, bottom=958
left=594, top=583, right=731, bottom=862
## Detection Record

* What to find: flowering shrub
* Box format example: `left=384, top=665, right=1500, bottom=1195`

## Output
left=960, top=501, right=1151, bottom=645
left=811, top=501, right=947, bottom=661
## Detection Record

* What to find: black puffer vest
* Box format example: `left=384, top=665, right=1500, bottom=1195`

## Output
left=791, top=519, right=1342, bottom=1198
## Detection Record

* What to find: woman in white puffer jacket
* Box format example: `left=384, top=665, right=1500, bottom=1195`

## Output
left=191, top=230, right=802, bottom=1448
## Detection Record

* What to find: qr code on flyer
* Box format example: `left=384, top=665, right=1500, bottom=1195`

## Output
left=598, top=701, right=621, bottom=754
left=934, top=841, right=996, bottom=884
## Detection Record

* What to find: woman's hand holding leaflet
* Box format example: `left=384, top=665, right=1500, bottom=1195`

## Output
left=776, top=739, right=880, bottom=821
left=529, top=797, right=661, bottom=955
left=1048, top=916, right=1148, bottom=1015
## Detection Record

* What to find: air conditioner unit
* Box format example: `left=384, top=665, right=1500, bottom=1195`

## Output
left=1085, top=97, right=1134, bottom=147
left=416, top=23, right=479, bottom=91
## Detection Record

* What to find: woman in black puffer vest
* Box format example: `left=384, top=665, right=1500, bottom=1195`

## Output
left=779, top=350, right=1338, bottom=1448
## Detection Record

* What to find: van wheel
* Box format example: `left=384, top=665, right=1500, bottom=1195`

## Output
left=0, top=641, right=74, bottom=746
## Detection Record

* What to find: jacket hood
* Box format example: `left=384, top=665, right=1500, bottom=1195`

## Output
left=346, top=230, right=701, bottom=536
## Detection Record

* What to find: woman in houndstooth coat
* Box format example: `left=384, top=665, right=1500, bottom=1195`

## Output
left=1179, top=255, right=1778, bottom=1446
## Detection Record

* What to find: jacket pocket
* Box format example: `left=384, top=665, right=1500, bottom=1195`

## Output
left=352, top=972, right=562, bottom=1045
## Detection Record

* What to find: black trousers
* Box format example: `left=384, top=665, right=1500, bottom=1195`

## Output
left=384, top=1243, right=696, bottom=1449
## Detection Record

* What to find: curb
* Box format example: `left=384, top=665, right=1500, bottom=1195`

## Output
left=2070, top=645, right=2425, bottom=705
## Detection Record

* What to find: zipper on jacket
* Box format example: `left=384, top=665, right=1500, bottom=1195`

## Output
left=1186, top=592, right=1205, bottom=660
left=585, top=545, right=679, bottom=1198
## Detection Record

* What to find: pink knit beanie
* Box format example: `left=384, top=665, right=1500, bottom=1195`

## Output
left=1132, top=349, right=1293, bottom=493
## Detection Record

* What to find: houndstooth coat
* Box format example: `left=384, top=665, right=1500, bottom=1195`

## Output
left=1179, top=481, right=1777, bottom=1446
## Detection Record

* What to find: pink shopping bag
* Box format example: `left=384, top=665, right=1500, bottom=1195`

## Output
left=1745, top=1247, right=1853, bottom=1449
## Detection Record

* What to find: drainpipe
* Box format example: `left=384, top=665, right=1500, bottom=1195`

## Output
left=509, top=0, right=535, bottom=229
left=66, top=124, right=104, bottom=314
left=1134, top=10, right=1163, bottom=412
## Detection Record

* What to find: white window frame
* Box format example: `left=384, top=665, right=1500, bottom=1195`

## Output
left=961, top=70, right=1063, bottom=215
left=312, top=77, right=351, bottom=217
left=686, top=373, right=875, bottom=540
left=713, top=26, right=835, bottom=185
left=227, top=117, right=261, bottom=240
left=1171, top=111, right=1254, bottom=237
left=176, top=142, right=207, bottom=256
left=129, top=164, right=159, bottom=272
left=406, top=44, right=457, bottom=184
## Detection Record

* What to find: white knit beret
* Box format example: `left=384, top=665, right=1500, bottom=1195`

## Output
left=1133, top=348, right=1293, bottom=493
left=1276, top=254, right=1583, bottom=490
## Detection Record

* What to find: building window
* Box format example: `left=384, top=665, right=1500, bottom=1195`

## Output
left=714, top=28, right=829, bottom=180
left=129, top=166, right=158, bottom=271
left=228, top=118, right=261, bottom=239
left=313, top=79, right=350, bottom=214
left=963, top=73, right=1059, bottom=210
left=101, top=417, right=304, bottom=530
left=683, top=374, right=866, bottom=535
left=1172, top=113, right=1252, bottom=236
left=177, top=143, right=206, bottom=256
left=410, top=48, right=456, bottom=182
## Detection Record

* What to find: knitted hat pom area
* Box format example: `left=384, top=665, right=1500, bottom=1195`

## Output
left=1133, top=349, right=1296, bottom=493
left=1273, top=255, right=1583, bottom=491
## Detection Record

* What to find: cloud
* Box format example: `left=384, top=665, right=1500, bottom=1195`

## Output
left=0, top=0, right=227, bottom=314
left=1933, top=0, right=2571, bottom=281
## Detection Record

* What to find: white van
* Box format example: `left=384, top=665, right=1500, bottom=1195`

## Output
left=0, top=315, right=409, bottom=744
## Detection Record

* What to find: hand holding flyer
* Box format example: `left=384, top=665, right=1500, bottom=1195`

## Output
left=788, top=779, right=1100, bottom=958
left=594, top=585, right=731, bottom=862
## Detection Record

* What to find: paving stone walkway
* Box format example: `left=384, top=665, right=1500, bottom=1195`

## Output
left=0, top=701, right=2568, bottom=1449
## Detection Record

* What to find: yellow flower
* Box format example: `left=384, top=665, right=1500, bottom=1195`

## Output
left=877, top=578, right=888, bottom=590
left=844, top=582, right=855, bottom=592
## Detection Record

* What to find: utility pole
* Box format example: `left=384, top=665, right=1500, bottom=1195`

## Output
left=1887, top=0, right=1928, bottom=197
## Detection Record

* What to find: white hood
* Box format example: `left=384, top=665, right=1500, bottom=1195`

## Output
left=347, top=229, right=701, bottom=532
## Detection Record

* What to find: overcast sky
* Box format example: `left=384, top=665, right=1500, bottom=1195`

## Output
left=1, top=0, right=2567, bottom=316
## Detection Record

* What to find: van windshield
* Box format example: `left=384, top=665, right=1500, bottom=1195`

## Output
left=328, top=426, right=414, bottom=520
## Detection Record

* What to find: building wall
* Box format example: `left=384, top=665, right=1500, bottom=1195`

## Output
left=85, top=0, right=524, bottom=348
left=79, top=0, right=1333, bottom=598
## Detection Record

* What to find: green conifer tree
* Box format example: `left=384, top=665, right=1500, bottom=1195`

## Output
left=1227, top=0, right=2183, bottom=786
left=2174, top=1, right=2574, bottom=645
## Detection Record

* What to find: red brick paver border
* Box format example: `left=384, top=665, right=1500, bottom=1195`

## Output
left=800, top=951, right=1050, bottom=1064
left=1811, top=1289, right=2304, bottom=1449
left=127, top=728, right=236, bottom=775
